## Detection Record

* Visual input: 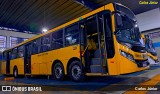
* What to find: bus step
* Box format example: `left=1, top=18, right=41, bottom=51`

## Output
left=90, top=65, right=106, bottom=73
left=91, top=58, right=101, bottom=65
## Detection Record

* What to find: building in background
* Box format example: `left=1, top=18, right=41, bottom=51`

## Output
left=0, top=29, right=36, bottom=59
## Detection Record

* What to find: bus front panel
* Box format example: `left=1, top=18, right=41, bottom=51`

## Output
left=106, top=3, right=149, bottom=75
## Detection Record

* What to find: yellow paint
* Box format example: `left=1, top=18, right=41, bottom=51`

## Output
left=4, top=77, right=14, bottom=81
left=141, top=34, right=145, bottom=40
left=118, top=43, right=149, bottom=74
left=31, top=44, right=80, bottom=75
left=104, top=4, right=121, bottom=75
left=10, top=58, right=24, bottom=75
left=148, top=53, right=158, bottom=61
left=124, top=74, right=160, bottom=94
left=1, top=61, right=6, bottom=74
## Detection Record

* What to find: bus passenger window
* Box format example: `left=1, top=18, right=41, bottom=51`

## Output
left=32, top=38, right=41, bottom=54
left=11, top=48, right=17, bottom=59
left=42, top=35, right=51, bottom=52
left=32, top=41, right=37, bottom=54
left=18, top=46, right=24, bottom=57
left=65, top=23, right=79, bottom=46
left=51, top=30, right=63, bottom=49
left=37, top=39, right=42, bottom=53
left=3, top=52, right=7, bottom=61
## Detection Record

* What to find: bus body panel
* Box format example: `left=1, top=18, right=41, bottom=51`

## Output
left=119, top=54, right=149, bottom=74
left=104, top=3, right=149, bottom=75
left=118, top=43, right=149, bottom=74
left=105, top=3, right=115, bottom=12
left=104, top=4, right=121, bottom=75
left=107, top=31, right=120, bottom=75
left=31, top=44, right=81, bottom=75
left=10, top=58, right=24, bottom=75
left=107, top=58, right=119, bottom=75
left=1, top=61, right=6, bottom=74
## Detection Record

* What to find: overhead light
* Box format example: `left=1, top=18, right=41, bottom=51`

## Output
left=42, top=28, right=48, bottom=33
left=134, top=24, right=138, bottom=27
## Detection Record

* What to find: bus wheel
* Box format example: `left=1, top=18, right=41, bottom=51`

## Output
left=13, top=67, right=18, bottom=78
left=69, top=60, right=85, bottom=82
left=53, top=63, right=64, bottom=80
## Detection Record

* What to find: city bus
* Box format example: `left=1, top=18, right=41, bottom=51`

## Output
left=142, top=34, right=159, bottom=64
left=1, top=3, right=149, bottom=81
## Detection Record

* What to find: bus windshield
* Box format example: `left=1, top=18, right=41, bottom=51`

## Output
left=115, top=4, right=144, bottom=45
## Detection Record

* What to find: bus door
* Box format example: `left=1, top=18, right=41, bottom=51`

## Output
left=80, top=14, right=109, bottom=74
left=100, top=11, right=115, bottom=74
left=24, top=43, right=32, bottom=74
left=6, top=51, right=10, bottom=74
left=79, top=20, right=88, bottom=72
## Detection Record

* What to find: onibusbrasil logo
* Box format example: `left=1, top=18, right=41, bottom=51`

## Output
left=1, top=86, right=42, bottom=91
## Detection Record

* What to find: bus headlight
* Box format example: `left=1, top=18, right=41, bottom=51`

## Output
left=120, top=50, right=135, bottom=62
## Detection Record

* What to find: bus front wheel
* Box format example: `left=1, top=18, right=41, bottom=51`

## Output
left=69, top=60, right=85, bottom=82
left=13, top=67, right=18, bottom=78
left=53, top=62, right=65, bottom=80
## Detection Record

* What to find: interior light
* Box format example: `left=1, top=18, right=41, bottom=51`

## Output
left=42, top=28, right=48, bottom=33
left=135, top=24, right=138, bottom=27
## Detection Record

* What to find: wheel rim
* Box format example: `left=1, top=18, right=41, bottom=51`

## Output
left=55, top=66, right=62, bottom=79
left=14, top=70, right=17, bottom=77
left=71, top=65, right=81, bottom=80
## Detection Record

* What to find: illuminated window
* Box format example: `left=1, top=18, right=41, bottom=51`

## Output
left=65, top=23, right=79, bottom=46
left=10, top=37, right=18, bottom=47
left=10, top=37, right=28, bottom=47
left=0, top=36, right=6, bottom=52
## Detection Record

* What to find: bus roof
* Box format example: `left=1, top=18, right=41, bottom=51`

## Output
left=4, top=3, right=114, bottom=52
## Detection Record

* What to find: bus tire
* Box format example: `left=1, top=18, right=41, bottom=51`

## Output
left=69, top=60, right=85, bottom=82
left=53, top=62, right=65, bottom=80
left=13, top=67, right=18, bottom=78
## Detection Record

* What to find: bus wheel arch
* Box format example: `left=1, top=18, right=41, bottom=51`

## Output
left=67, top=57, right=85, bottom=81
left=52, top=60, right=65, bottom=80
left=13, top=66, right=18, bottom=78
left=67, top=57, right=81, bottom=75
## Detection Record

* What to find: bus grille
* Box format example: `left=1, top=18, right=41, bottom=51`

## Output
left=135, top=60, right=149, bottom=67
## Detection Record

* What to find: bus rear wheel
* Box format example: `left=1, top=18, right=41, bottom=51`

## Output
left=53, top=62, right=64, bottom=80
left=69, top=60, right=85, bottom=82
left=13, top=67, right=18, bottom=78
